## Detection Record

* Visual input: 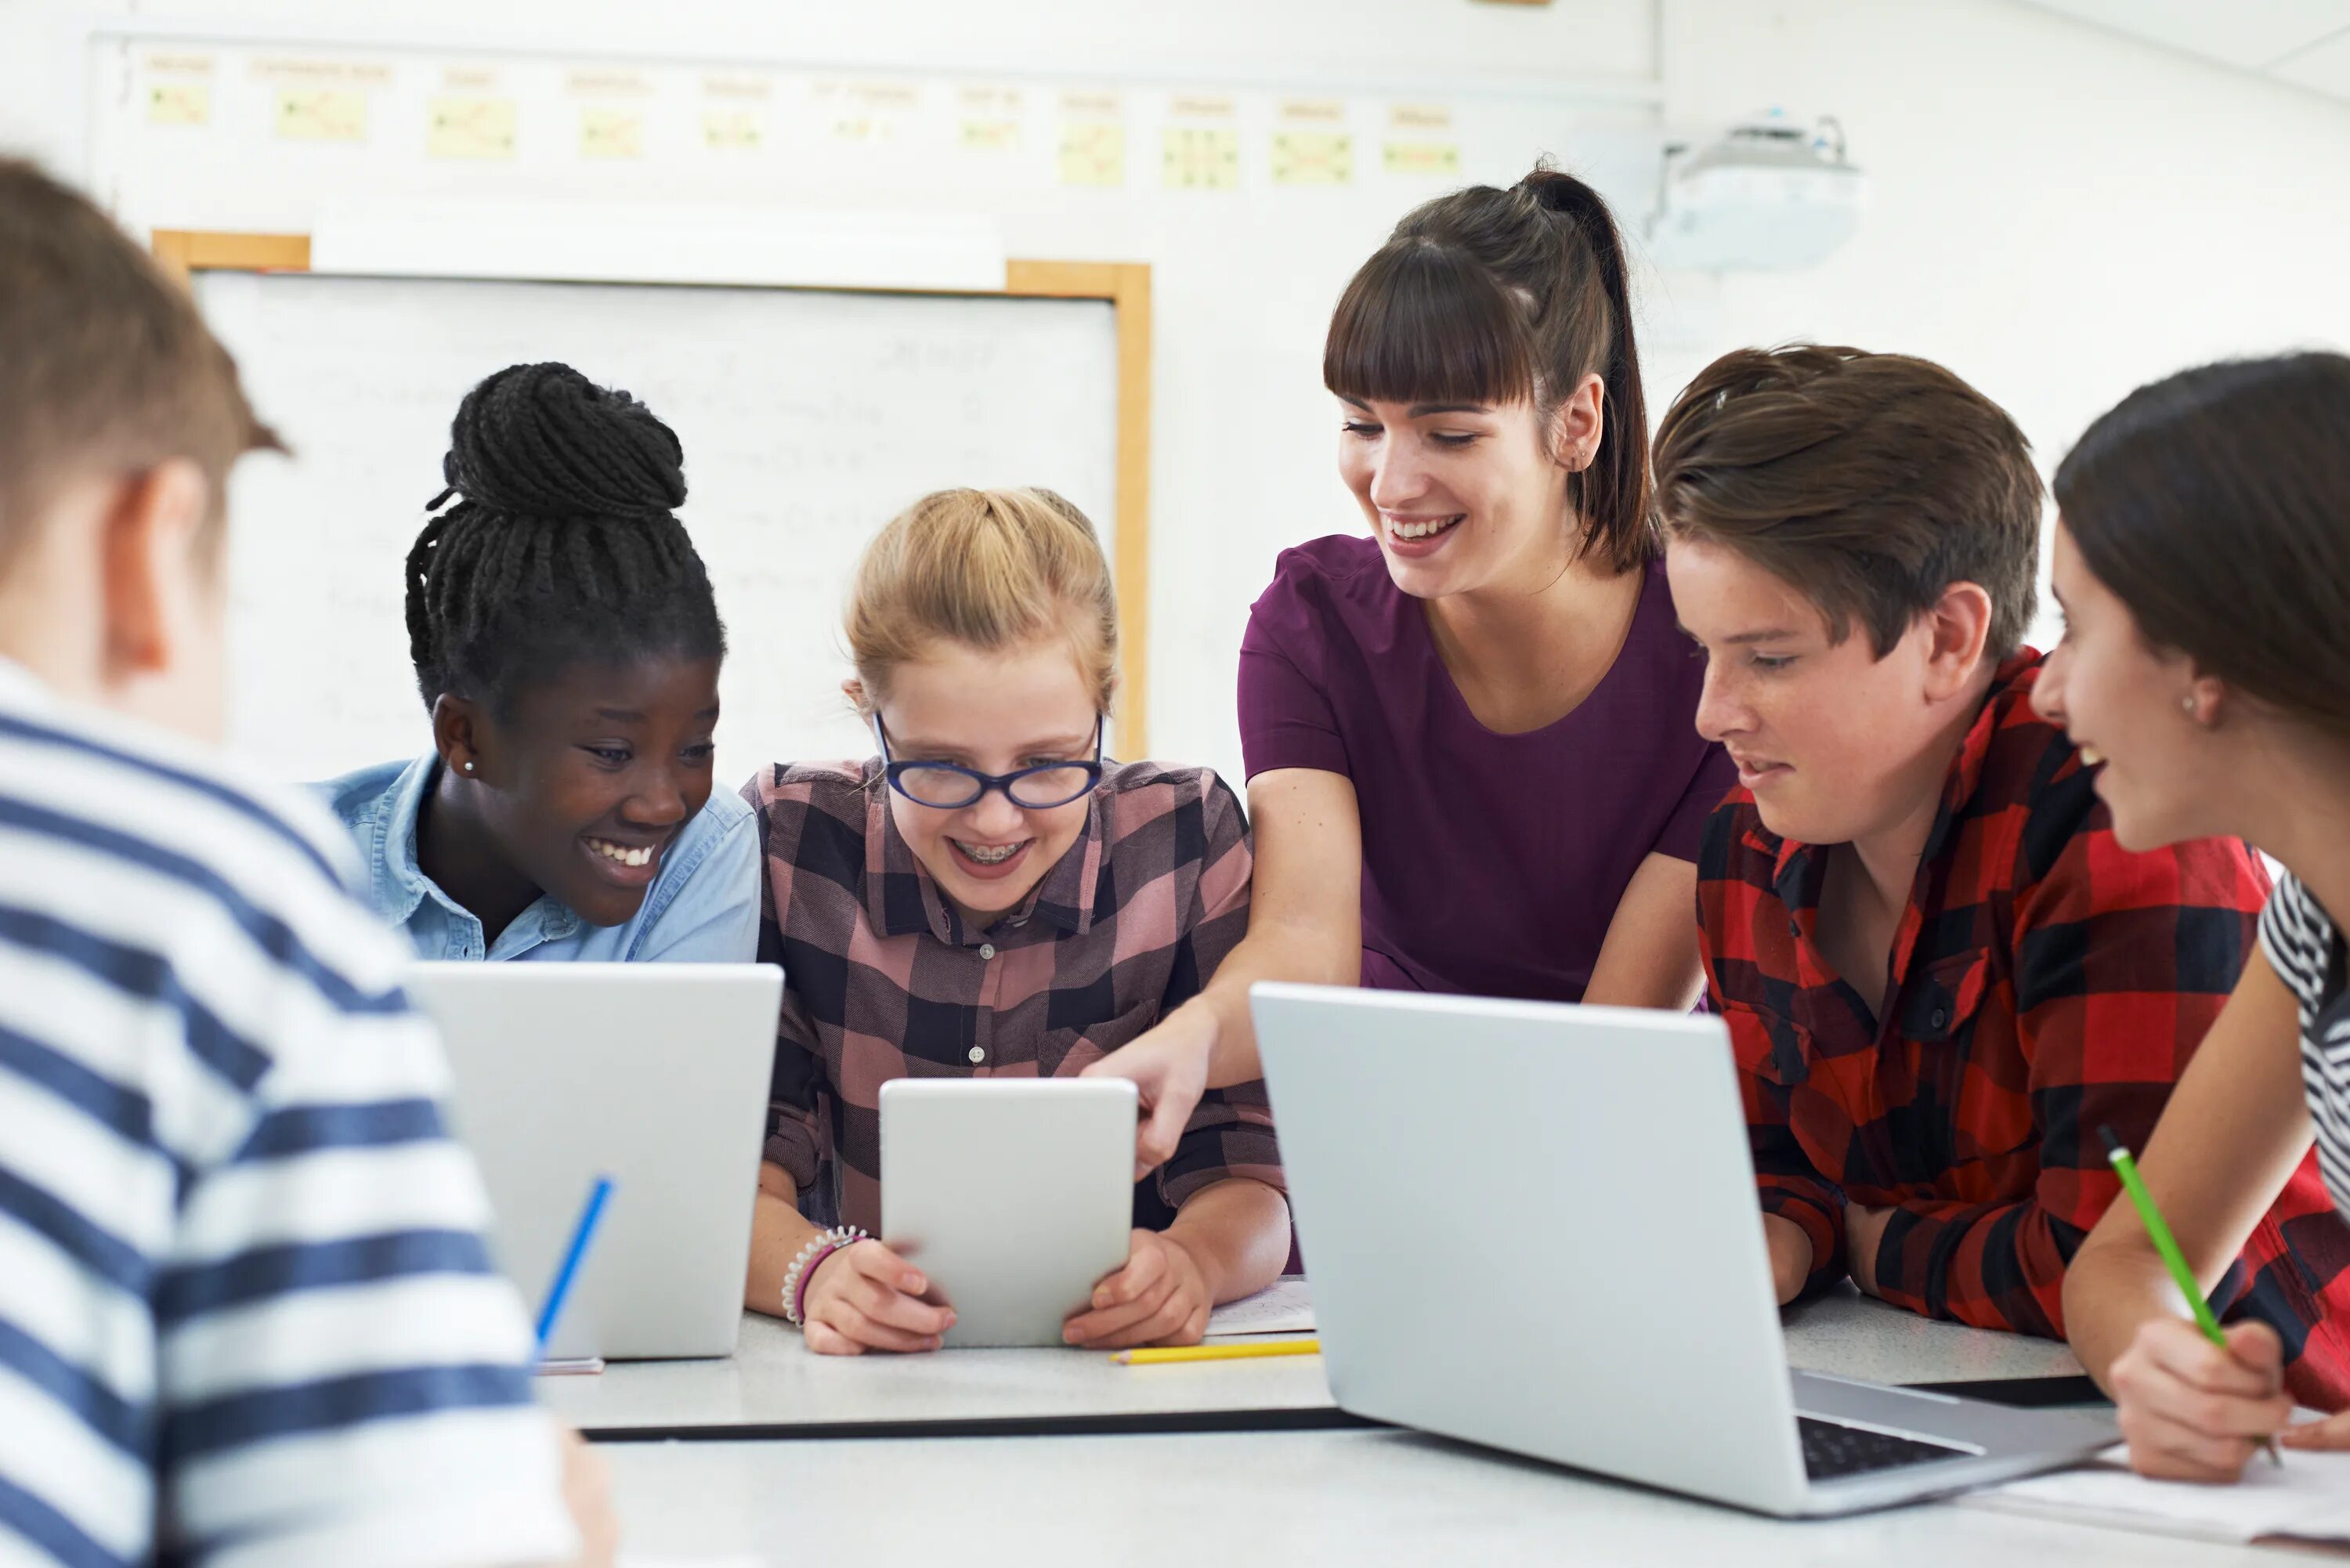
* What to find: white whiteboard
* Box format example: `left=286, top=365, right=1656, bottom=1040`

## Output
left=197, top=271, right=1119, bottom=785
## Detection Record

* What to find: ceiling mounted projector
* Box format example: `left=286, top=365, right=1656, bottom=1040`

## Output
left=1647, top=111, right=1865, bottom=272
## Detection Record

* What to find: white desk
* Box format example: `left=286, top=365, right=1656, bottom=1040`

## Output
left=604, top=1426, right=2258, bottom=1568
left=542, top=1313, right=1336, bottom=1435
left=551, top=1285, right=2082, bottom=1436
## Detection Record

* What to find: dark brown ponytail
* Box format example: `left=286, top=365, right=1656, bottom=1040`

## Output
left=1324, top=163, right=1654, bottom=572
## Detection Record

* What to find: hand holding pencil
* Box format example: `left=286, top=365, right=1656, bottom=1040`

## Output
left=2099, top=1127, right=2291, bottom=1480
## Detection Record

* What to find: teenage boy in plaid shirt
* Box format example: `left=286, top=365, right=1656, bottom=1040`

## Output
left=1656, top=345, right=2350, bottom=1404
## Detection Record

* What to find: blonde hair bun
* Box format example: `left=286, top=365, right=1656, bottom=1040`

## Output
left=845, top=486, right=1119, bottom=713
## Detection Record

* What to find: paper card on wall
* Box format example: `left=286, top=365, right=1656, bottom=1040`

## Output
left=275, top=89, right=367, bottom=143
left=1163, top=127, right=1239, bottom=190
left=147, top=82, right=212, bottom=127
left=143, top=50, right=213, bottom=78
left=253, top=58, right=393, bottom=88
left=428, top=96, right=518, bottom=160
left=961, top=85, right=1023, bottom=116
left=1271, top=131, right=1354, bottom=186
left=566, top=69, right=653, bottom=99
left=818, top=81, right=916, bottom=144
left=1384, top=141, right=1461, bottom=176
left=580, top=106, right=645, bottom=159
left=703, top=109, right=764, bottom=151
left=703, top=72, right=770, bottom=148
left=1058, top=121, right=1125, bottom=187
left=1390, top=103, right=1454, bottom=133
left=1278, top=97, right=1348, bottom=127
left=960, top=120, right=1021, bottom=152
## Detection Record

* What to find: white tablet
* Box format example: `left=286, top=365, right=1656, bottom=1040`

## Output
left=879, top=1078, right=1137, bottom=1348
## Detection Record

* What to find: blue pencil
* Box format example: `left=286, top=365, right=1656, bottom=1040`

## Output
left=534, top=1175, right=615, bottom=1356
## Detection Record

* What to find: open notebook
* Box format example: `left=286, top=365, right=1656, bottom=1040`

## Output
left=1204, top=1277, right=1315, bottom=1338
left=1967, top=1441, right=2350, bottom=1545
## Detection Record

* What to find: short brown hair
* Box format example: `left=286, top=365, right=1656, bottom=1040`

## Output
left=1653, top=345, right=2043, bottom=659
left=1324, top=165, right=1654, bottom=574
left=0, top=159, right=279, bottom=571
left=2057, top=352, right=2350, bottom=741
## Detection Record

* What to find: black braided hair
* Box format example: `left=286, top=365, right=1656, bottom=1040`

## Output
left=404, top=362, right=725, bottom=716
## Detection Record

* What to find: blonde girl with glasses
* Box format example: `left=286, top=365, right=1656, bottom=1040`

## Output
left=736, top=487, right=1289, bottom=1355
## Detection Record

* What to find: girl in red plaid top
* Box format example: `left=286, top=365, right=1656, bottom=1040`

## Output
left=2045, top=354, right=2350, bottom=1481
left=1655, top=346, right=2348, bottom=1411
left=739, top=488, right=1289, bottom=1356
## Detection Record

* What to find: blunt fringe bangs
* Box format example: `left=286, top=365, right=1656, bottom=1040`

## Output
left=1323, top=239, right=1536, bottom=411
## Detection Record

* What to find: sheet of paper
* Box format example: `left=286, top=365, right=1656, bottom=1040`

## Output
left=1966, top=1443, right=2350, bottom=1544
left=620, top=1557, right=768, bottom=1568
left=1206, top=1277, right=1314, bottom=1337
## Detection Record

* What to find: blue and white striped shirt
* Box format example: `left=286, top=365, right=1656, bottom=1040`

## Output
left=0, top=661, right=574, bottom=1568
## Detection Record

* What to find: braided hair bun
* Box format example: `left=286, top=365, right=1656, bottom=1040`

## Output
left=439, top=361, right=686, bottom=522
left=406, top=361, right=724, bottom=714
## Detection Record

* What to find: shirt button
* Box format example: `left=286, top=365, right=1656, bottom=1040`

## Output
left=967, top=1046, right=985, bottom=1064
left=1930, top=1007, right=1950, bottom=1029
left=979, top=943, right=996, bottom=959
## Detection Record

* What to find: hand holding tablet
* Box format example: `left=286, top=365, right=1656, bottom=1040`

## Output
left=879, top=1078, right=1140, bottom=1349
left=797, top=1241, right=957, bottom=1357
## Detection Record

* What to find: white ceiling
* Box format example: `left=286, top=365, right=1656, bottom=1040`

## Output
left=2020, top=0, right=2350, bottom=100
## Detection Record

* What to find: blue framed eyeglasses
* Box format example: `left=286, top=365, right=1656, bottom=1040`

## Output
left=873, top=714, right=1105, bottom=810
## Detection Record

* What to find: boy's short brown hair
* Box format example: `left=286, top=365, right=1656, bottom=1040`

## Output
left=1653, top=345, right=2043, bottom=659
left=0, top=159, right=279, bottom=571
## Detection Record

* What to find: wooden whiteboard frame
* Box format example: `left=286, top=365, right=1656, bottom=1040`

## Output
left=151, top=231, right=1155, bottom=755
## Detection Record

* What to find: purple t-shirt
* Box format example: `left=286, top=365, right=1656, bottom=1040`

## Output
left=1238, top=533, right=1734, bottom=1003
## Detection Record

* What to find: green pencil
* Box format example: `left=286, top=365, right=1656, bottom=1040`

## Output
left=2099, top=1124, right=2283, bottom=1467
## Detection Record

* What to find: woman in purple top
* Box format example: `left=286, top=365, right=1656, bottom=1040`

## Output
left=1086, top=164, right=1735, bottom=1169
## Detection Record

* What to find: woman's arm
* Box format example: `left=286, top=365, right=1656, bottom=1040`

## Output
left=1084, top=768, right=1362, bottom=1170
left=1582, top=851, right=1706, bottom=1010
left=2063, top=948, right=2312, bottom=1477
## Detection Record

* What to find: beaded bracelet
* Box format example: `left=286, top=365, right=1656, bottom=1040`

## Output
left=782, top=1226, right=870, bottom=1327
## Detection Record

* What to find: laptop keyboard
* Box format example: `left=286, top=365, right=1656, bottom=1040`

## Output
left=1798, top=1417, right=1969, bottom=1480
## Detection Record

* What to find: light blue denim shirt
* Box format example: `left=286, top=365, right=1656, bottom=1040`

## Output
left=320, top=753, right=761, bottom=963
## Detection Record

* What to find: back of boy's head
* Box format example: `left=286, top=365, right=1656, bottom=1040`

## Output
left=0, top=159, right=280, bottom=574
left=406, top=361, right=725, bottom=717
left=1653, top=345, right=2044, bottom=660
left=845, top=486, right=1118, bottom=713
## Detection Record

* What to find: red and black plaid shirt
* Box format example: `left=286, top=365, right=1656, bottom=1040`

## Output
left=1700, top=652, right=2350, bottom=1403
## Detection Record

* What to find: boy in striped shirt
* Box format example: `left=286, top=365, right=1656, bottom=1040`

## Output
left=0, top=161, right=609, bottom=1567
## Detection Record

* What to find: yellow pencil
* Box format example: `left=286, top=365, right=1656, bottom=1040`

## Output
left=1111, top=1339, right=1321, bottom=1366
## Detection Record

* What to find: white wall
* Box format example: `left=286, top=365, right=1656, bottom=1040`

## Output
left=7, top=0, right=2350, bottom=787
left=1646, top=0, right=2350, bottom=656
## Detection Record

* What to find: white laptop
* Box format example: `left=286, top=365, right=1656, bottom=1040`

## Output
left=1250, top=984, right=2117, bottom=1517
left=408, top=962, right=781, bottom=1361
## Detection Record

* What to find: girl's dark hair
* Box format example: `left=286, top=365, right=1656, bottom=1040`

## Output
left=1324, top=164, right=1653, bottom=573
left=406, top=362, right=725, bottom=715
left=2055, top=352, right=2350, bottom=741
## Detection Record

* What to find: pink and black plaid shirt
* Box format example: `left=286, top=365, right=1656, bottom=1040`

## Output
left=741, top=758, right=1281, bottom=1234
